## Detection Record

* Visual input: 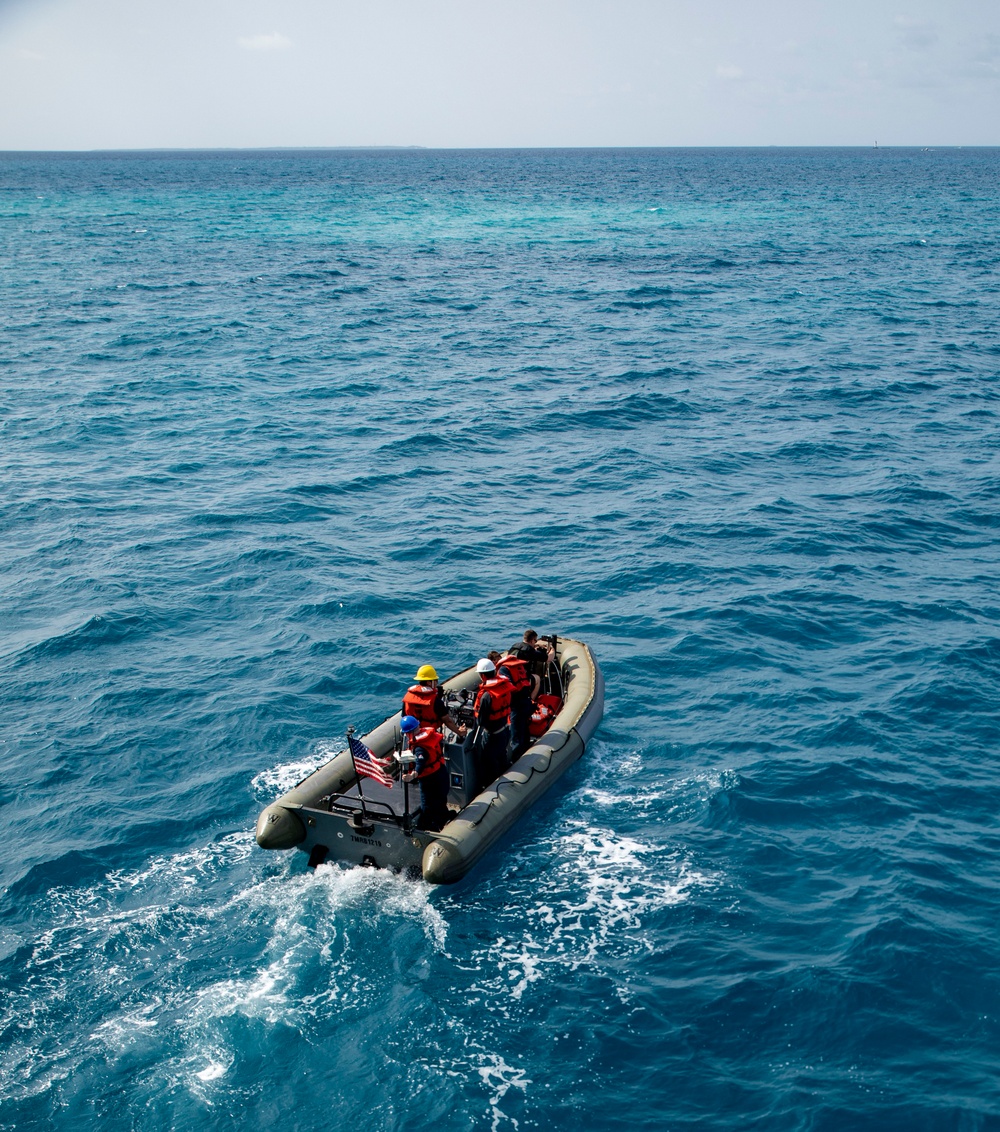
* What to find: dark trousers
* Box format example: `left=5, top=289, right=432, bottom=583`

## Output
left=465, top=726, right=510, bottom=791
left=484, top=727, right=511, bottom=784
left=418, top=765, right=451, bottom=831
left=508, top=691, right=532, bottom=759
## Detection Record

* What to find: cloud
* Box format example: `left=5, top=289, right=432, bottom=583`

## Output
left=715, top=65, right=744, bottom=81
left=957, top=33, right=1000, bottom=81
left=237, top=32, right=292, bottom=52
left=966, top=32, right=1000, bottom=65
left=18, top=48, right=45, bottom=61
left=894, top=17, right=938, bottom=51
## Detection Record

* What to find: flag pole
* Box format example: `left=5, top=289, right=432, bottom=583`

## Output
left=399, top=725, right=413, bottom=836
left=347, top=726, right=369, bottom=822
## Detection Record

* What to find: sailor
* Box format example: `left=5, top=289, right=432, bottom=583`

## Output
left=517, top=630, right=554, bottom=682
left=400, top=715, right=450, bottom=832
left=516, top=629, right=563, bottom=697
left=402, top=664, right=466, bottom=737
left=467, top=658, right=514, bottom=786
left=497, top=646, right=533, bottom=759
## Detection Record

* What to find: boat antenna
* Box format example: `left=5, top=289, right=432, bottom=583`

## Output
left=400, top=727, right=412, bottom=836
left=398, top=716, right=419, bottom=836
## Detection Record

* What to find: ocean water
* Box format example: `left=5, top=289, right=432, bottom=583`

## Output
left=1, top=147, right=999, bottom=1131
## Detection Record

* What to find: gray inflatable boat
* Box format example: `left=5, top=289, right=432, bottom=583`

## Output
left=255, top=637, right=604, bottom=884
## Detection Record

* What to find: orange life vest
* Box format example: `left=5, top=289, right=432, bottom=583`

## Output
left=403, top=683, right=440, bottom=726
left=498, top=655, right=531, bottom=695
left=410, top=727, right=444, bottom=776
left=529, top=693, right=562, bottom=738
left=474, top=676, right=512, bottom=729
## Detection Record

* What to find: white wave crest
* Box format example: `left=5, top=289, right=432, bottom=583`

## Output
left=250, top=741, right=342, bottom=797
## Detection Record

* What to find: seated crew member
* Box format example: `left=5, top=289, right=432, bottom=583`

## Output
left=400, top=715, right=450, bottom=832
left=402, top=664, right=466, bottom=737
left=497, top=646, right=533, bottom=759
left=465, top=658, right=513, bottom=786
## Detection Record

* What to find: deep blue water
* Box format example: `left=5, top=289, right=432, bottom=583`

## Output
left=1, top=147, right=999, bottom=1131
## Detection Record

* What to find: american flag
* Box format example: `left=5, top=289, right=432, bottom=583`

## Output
left=348, top=732, right=393, bottom=788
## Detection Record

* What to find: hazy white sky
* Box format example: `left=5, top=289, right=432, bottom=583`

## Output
left=1, top=0, right=998, bottom=149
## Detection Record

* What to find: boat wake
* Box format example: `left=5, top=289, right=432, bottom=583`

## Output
left=0, top=740, right=726, bottom=1129
left=0, top=827, right=443, bottom=1115
left=249, top=741, right=344, bottom=798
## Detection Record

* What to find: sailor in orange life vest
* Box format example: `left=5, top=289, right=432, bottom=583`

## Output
left=465, top=658, right=514, bottom=787
left=402, top=664, right=467, bottom=738
left=497, top=646, right=533, bottom=759
left=399, top=714, right=451, bottom=832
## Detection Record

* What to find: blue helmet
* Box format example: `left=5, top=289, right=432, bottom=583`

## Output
left=400, top=715, right=420, bottom=734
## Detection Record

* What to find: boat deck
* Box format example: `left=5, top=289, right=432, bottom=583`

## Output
left=326, top=738, right=477, bottom=822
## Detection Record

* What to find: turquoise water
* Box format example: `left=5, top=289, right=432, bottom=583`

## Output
left=1, top=148, right=999, bottom=1130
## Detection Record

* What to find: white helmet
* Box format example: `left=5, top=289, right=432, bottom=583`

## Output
left=476, top=658, right=496, bottom=674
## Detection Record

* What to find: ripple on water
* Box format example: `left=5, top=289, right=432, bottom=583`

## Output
left=3, top=148, right=1000, bottom=1131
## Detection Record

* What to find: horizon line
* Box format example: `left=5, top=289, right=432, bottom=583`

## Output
left=1, top=143, right=994, bottom=155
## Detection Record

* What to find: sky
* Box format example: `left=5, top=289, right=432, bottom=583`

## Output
left=0, top=0, right=998, bottom=149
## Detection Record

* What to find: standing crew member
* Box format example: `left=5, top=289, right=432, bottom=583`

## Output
left=517, top=630, right=557, bottom=696
left=467, top=658, right=513, bottom=786
left=402, top=664, right=466, bottom=736
left=400, top=715, right=450, bottom=832
left=516, top=629, right=554, bottom=682
left=497, top=647, right=533, bottom=759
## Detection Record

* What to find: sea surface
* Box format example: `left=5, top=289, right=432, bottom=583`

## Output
left=1, top=147, right=999, bottom=1131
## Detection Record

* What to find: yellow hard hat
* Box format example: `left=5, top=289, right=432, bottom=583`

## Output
left=415, top=664, right=438, bottom=681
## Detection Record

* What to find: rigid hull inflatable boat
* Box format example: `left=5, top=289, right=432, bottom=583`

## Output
left=255, top=637, right=604, bottom=884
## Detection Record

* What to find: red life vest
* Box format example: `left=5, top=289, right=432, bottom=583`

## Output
left=410, top=727, right=444, bottom=776
left=474, top=676, right=512, bottom=728
left=529, top=693, right=562, bottom=738
left=403, top=683, right=440, bottom=726
left=498, top=655, right=531, bottom=695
